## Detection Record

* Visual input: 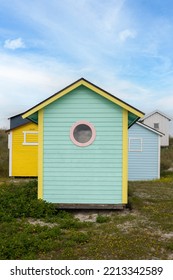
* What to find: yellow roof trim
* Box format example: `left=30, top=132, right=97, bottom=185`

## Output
left=22, top=79, right=83, bottom=118
left=82, top=80, right=144, bottom=118
left=22, top=78, right=144, bottom=119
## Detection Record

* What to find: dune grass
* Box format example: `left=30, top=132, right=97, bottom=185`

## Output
left=0, top=177, right=173, bottom=260
left=0, top=129, right=8, bottom=177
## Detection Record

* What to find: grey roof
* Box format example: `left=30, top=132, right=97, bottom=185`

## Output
left=8, top=113, right=31, bottom=130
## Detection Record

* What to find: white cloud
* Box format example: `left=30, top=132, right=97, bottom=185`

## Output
left=0, top=51, right=80, bottom=128
left=1, top=1, right=173, bottom=131
left=118, top=29, right=136, bottom=42
left=4, top=37, right=25, bottom=50
left=0, top=49, right=172, bottom=131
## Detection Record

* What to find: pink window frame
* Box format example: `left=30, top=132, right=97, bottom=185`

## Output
left=70, top=120, right=96, bottom=147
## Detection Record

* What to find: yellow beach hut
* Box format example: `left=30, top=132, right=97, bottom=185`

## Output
left=8, top=114, right=38, bottom=177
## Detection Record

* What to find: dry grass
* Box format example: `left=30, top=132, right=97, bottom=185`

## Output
left=0, top=178, right=173, bottom=260
left=161, top=137, right=173, bottom=172
left=0, top=130, right=8, bottom=177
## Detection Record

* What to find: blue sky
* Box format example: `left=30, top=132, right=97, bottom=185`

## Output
left=0, top=0, right=173, bottom=131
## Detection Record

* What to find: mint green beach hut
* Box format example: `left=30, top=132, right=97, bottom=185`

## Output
left=23, top=78, right=144, bottom=209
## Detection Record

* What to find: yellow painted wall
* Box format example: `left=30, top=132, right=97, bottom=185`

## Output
left=11, top=122, right=38, bottom=176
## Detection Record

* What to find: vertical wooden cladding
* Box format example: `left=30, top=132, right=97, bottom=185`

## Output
left=43, top=86, right=123, bottom=204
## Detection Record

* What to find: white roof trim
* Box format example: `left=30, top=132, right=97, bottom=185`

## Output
left=140, top=110, right=172, bottom=121
left=135, top=122, right=164, bottom=136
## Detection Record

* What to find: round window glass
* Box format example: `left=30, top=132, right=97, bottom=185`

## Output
left=70, top=121, right=96, bottom=147
left=73, top=124, right=92, bottom=143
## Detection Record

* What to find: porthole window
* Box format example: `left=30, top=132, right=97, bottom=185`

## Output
left=70, top=121, right=96, bottom=147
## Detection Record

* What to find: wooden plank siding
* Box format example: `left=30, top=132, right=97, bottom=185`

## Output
left=128, top=123, right=160, bottom=181
left=42, top=86, right=123, bottom=204
left=10, top=122, right=38, bottom=176
left=142, top=112, right=170, bottom=146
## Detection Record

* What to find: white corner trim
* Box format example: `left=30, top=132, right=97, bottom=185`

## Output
left=8, top=132, right=12, bottom=176
left=158, top=136, right=161, bottom=179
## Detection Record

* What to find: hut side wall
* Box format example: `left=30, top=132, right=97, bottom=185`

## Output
left=10, top=122, right=38, bottom=176
left=128, top=123, right=160, bottom=181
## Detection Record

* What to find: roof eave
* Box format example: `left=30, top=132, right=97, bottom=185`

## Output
left=22, top=78, right=144, bottom=119
left=136, top=121, right=165, bottom=136
left=141, top=110, right=172, bottom=122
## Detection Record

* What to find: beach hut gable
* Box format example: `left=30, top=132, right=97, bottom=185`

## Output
left=141, top=110, right=171, bottom=147
left=22, top=78, right=144, bottom=208
left=23, top=78, right=143, bottom=125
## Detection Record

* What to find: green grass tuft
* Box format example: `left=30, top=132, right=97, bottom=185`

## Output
left=96, top=215, right=110, bottom=223
left=0, top=129, right=8, bottom=177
